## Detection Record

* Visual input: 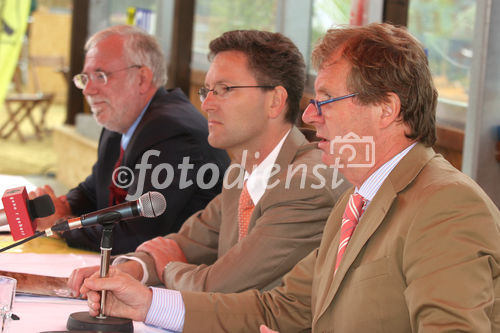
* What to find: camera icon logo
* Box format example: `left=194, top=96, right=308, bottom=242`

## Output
left=329, top=132, right=375, bottom=168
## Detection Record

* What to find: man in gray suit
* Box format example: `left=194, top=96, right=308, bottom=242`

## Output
left=69, top=30, right=347, bottom=295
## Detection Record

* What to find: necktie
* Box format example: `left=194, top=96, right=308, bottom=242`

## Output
left=108, top=146, right=128, bottom=205
left=238, top=181, right=255, bottom=241
left=334, top=193, right=367, bottom=275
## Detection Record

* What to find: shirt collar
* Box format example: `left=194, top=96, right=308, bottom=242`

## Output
left=357, top=142, right=417, bottom=202
left=245, top=129, right=291, bottom=205
left=121, top=98, right=153, bottom=150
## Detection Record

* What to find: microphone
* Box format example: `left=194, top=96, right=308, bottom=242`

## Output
left=1, top=187, right=55, bottom=240
left=47, top=191, right=166, bottom=235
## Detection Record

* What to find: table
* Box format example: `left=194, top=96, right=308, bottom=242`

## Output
left=0, top=237, right=167, bottom=332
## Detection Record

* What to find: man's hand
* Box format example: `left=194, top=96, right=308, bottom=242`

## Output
left=260, top=324, right=279, bottom=333
left=81, top=267, right=152, bottom=321
left=68, top=261, right=143, bottom=297
left=29, top=185, right=72, bottom=230
left=136, top=237, right=187, bottom=283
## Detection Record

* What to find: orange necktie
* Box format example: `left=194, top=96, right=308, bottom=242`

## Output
left=334, top=193, right=367, bottom=275
left=238, top=181, right=255, bottom=241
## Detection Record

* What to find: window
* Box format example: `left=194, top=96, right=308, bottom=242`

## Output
left=192, top=0, right=279, bottom=70
left=310, top=0, right=351, bottom=74
left=191, top=0, right=354, bottom=73
left=408, top=0, right=476, bottom=127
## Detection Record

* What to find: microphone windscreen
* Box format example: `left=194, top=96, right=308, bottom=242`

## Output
left=139, top=191, right=166, bottom=218
left=29, top=194, right=56, bottom=218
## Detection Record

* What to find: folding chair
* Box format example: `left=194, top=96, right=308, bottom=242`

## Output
left=0, top=56, right=65, bottom=142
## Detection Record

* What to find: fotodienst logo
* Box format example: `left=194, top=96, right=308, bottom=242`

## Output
left=329, top=132, right=375, bottom=168
left=112, top=150, right=222, bottom=200
left=113, top=149, right=346, bottom=201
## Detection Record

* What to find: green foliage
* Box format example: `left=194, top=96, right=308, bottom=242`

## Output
left=408, top=0, right=476, bottom=102
left=311, top=0, right=350, bottom=48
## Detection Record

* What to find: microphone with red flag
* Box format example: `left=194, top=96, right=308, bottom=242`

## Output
left=1, top=186, right=55, bottom=240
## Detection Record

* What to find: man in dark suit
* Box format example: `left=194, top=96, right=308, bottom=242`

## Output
left=80, top=23, right=500, bottom=332
left=32, top=25, right=229, bottom=254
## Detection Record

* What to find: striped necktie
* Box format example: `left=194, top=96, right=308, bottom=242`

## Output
left=334, top=193, right=367, bottom=275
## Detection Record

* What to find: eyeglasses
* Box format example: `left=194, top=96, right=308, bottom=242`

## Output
left=73, top=65, right=142, bottom=89
left=309, top=93, right=358, bottom=116
left=198, top=83, right=275, bottom=102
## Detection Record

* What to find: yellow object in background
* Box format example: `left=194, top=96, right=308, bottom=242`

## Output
left=0, top=0, right=30, bottom=105
left=126, top=6, right=136, bottom=25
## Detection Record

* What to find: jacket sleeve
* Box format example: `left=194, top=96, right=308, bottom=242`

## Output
left=164, top=171, right=336, bottom=292
left=181, top=247, right=317, bottom=332
left=124, top=193, right=223, bottom=286
left=65, top=166, right=99, bottom=216
left=65, top=129, right=112, bottom=218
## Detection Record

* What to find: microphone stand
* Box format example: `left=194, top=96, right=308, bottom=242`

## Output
left=97, top=225, right=113, bottom=320
left=66, top=215, right=133, bottom=332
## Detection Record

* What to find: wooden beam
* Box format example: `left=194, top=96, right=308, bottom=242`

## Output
left=383, top=0, right=409, bottom=26
left=166, top=0, right=195, bottom=95
left=65, top=0, right=89, bottom=125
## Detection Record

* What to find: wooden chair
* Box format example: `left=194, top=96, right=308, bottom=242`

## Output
left=0, top=56, right=66, bottom=142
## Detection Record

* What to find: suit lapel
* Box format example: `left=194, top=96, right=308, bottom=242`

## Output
left=314, top=143, right=436, bottom=322
left=314, top=186, right=397, bottom=321
left=312, top=192, right=349, bottom=322
left=247, top=126, right=310, bottom=226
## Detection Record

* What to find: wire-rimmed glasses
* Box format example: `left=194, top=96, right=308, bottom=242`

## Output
left=198, top=83, right=275, bottom=102
left=73, top=65, right=142, bottom=89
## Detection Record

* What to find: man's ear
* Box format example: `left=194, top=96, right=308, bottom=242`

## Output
left=138, top=66, right=154, bottom=93
left=268, top=85, right=288, bottom=119
left=379, top=92, right=401, bottom=128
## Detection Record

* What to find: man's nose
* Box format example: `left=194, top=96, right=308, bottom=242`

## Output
left=302, top=102, right=322, bottom=125
left=82, top=79, right=97, bottom=96
left=201, top=90, right=216, bottom=112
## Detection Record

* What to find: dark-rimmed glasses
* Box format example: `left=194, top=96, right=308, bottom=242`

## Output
left=198, top=83, right=275, bottom=102
left=73, top=65, right=142, bottom=89
left=309, top=93, right=358, bottom=116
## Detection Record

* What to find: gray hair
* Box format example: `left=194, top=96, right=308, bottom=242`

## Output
left=85, top=25, right=167, bottom=87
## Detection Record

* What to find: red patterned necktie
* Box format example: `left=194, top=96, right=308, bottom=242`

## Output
left=238, top=181, right=255, bottom=241
left=108, top=146, right=128, bottom=205
left=334, top=193, right=367, bottom=275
